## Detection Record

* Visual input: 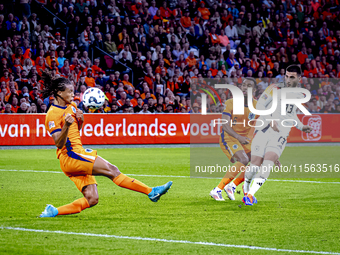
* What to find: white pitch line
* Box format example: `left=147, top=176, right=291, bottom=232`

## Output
left=0, top=227, right=339, bottom=255
left=0, top=169, right=62, bottom=174
left=0, top=169, right=340, bottom=184
left=268, top=179, right=340, bottom=184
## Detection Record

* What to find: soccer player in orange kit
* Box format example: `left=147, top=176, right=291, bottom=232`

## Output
left=209, top=78, right=257, bottom=201
left=39, top=70, right=172, bottom=217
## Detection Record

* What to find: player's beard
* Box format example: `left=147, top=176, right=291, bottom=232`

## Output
left=284, top=79, right=298, bottom=87
left=288, top=82, right=298, bottom=87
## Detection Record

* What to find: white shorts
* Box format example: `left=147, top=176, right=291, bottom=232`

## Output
left=251, top=125, right=288, bottom=158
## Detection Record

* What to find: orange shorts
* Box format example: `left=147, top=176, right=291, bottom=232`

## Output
left=219, top=132, right=251, bottom=160
left=59, top=148, right=98, bottom=192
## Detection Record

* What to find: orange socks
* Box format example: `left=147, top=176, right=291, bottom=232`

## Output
left=57, top=197, right=90, bottom=215
left=233, top=171, right=245, bottom=187
left=56, top=174, right=152, bottom=216
left=112, top=173, right=152, bottom=195
left=217, top=162, right=245, bottom=190
left=217, top=177, right=233, bottom=190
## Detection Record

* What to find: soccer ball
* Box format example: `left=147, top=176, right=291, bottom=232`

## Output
left=82, top=88, right=106, bottom=109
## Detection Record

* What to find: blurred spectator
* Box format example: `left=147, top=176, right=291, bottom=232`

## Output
left=139, top=103, right=151, bottom=113
left=79, top=25, right=94, bottom=52
left=17, top=102, right=29, bottom=113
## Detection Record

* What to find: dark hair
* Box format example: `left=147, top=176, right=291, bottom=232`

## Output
left=41, top=69, right=70, bottom=98
left=243, top=77, right=257, bottom=87
left=286, top=64, right=301, bottom=76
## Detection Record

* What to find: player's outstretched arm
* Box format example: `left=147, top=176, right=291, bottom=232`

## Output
left=302, top=125, right=313, bottom=133
left=52, top=114, right=73, bottom=149
left=292, top=107, right=311, bottom=133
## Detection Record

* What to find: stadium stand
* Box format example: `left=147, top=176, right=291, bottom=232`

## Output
left=0, top=0, right=340, bottom=114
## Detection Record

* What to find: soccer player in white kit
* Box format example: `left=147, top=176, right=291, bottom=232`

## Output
left=243, top=65, right=313, bottom=206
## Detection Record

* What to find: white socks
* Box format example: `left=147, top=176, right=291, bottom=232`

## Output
left=244, top=164, right=259, bottom=194
left=249, top=160, right=274, bottom=196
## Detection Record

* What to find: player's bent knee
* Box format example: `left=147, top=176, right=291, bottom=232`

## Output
left=82, top=185, right=99, bottom=207
left=85, top=194, right=99, bottom=207
left=264, top=151, right=279, bottom=162
left=89, top=197, right=99, bottom=207
left=108, top=163, right=121, bottom=177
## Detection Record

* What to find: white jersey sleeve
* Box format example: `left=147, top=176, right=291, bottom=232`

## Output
left=291, top=106, right=304, bottom=131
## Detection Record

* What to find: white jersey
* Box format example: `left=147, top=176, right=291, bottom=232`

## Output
left=255, top=84, right=304, bottom=137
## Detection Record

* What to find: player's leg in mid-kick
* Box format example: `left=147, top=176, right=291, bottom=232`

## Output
left=244, top=132, right=285, bottom=205
left=210, top=135, right=250, bottom=201
left=248, top=149, right=280, bottom=196
left=223, top=150, right=251, bottom=201
left=244, top=155, right=263, bottom=194
left=40, top=182, right=99, bottom=218
left=40, top=153, right=172, bottom=217
left=242, top=154, right=264, bottom=206
left=242, top=130, right=267, bottom=205
left=54, top=183, right=99, bottom=216
left=88, top=156, right=173, bottom=203
left=40, top=149, right=101, bottom=217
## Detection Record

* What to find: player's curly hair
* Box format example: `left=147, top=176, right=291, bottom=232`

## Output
left=41, top=69, right=70, bottom=99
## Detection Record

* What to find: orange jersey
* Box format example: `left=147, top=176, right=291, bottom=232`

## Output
left=85, top=77, right=96, bottom=87
left=45, top=102, right=83, bottom=159
left=155, top=66, right=167, bottom=74
left=0, top=77, right=9, bottom=83
left=122, top=80, right=134, bottom=88
left=198, top=7, right=210, bottom=20
left=130, top=98, right=138, bottom=107
left=222, top=98, right=258, bottom=137
left=160, top=7, right=173, bottom=18
left=186, top=56, right=197, bottom=68
left=180, top=16, right=192, bottom=28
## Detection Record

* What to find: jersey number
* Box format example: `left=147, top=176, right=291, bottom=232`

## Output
left=233, top=117, right=237, bottom=125
left=286, top=104, right=294, bottom=114
left=278, top=136, right=287, bottom=145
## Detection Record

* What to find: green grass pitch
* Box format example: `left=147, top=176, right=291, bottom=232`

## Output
left=0, top=146, right=339, bottom=254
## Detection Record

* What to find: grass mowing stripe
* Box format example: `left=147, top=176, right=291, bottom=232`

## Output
left=0, top=169, right=183, bottom=177
left=1, top=169, right=340, bottom=184
left=1, top=226, right=339, bottom=255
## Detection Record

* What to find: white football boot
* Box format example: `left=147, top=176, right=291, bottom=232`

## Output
left=225, top=182, right=236, bottom=200
left=209, top=187, right=225, bottom=201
